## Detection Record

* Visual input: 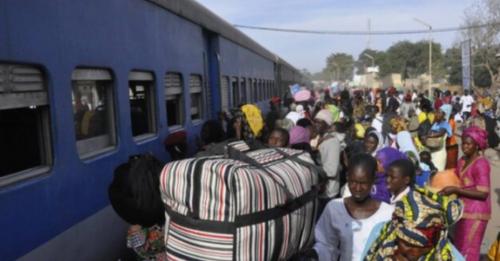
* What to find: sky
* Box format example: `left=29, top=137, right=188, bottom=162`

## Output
left=195, top=0, right=476, bottom=73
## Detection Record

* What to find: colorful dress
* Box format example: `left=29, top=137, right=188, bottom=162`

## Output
left=454, top=156, right=491, bottom=261
left=126, top=225, right=167, bottom=261
left=364, top=187, right=464, bottom=261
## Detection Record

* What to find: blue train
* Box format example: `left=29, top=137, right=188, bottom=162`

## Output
left=0, top=0, right=303, bottom=259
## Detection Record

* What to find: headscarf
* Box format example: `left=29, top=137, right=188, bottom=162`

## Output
left=396, top=131, right=420, bottom=163
left=462, top=125, right=489, bottom=150
left=390, top=117, right=407, bottom=133
left=364, top=187, right=463, bottom=261
left=241, top=104, right=264, bottom=137
left=404, top=93, right=412, bottom=102
left=296, top=104, right=305, bottom=118
left=289, top=126, right=310, bottom=145
left=325, top=104, right=340, bottom=123
left=271, top=96, right=281, bottom=105
left=355, top=123, right=366, bottom=139
left=388, top=86, right=397, bottom=96
left=275, top=118, right=294, bottom=131
left=315, top=109, right=333, bottom=126
left=376, top=147, right=407, bottom=171
left=366, top=129, right=385, bottom=155
left=439, top=104, right=452, bottom=121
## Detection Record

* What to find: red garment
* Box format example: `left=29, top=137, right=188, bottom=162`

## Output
left=434, top=98, right=443, bottom=111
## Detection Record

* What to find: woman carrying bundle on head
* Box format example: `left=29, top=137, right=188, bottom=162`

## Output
left=425, top=104, right=453, bottom=171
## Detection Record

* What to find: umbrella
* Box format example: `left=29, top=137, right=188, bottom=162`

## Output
left=294, top=89, right=311, bottom=102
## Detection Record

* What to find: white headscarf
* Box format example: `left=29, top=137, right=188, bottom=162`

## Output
left=396, top=131, right=419, bottom=161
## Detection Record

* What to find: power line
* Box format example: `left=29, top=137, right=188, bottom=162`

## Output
left=234, top=22, right=500, bottom=35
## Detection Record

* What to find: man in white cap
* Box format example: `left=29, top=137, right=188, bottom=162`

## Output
left=313, top=109, right=344, bottom=200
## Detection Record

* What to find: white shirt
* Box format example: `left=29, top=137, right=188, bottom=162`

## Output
left=460, top=95, right=474, bottom=113
left=285, top=111, right=302, bottom=124
left=390, top=187, right=410, bottom=205
left=314, top=199, right=394, bottom=261
left=371, top=115, right=383, bottom=134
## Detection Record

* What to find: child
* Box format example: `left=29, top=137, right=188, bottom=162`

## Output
left=386, top=159, right=415, bottom=204
left=416, top=151, right=436, bottom=187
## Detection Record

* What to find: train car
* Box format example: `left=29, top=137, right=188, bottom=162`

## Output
left=0, top=0, right=300, bottom=260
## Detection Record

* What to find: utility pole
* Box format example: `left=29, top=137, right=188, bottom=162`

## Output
left=414, top=18, right=432, bottom=97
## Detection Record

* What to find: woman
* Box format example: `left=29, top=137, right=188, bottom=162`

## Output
left=440, top=126, right=491, bottom=260
left=446, top=108, right=459, bottom=169
left=267, top=127, right=289, bottom=148
left=387, top=117, right=407, bottom=149
left=364, top=129, right=384, bottom=157
left=372, top=147, right=407, bottom=203
left=314, top=153, right=394, bottom=261
left=426, top=104, right=452, bottom=171
left=396, top=130, right=419, bottom=165
left=364, top=187, right=464, bottom=260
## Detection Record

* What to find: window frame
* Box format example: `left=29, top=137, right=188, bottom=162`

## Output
left=0, top=63, right=53, bottom=187
left=189, top=74, right=204, bottom=123
left=129, top=70, right=157, bottom=141
left=164, top=72, right=185, bottom=130
left=72, top=67, right=117, bottom=159
left=220, top=75, right=230, bottom=111
left=231, top=76, right=239, bottom=108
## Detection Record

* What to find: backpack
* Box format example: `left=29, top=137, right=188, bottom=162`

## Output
left=108, top=154, right=165, bottom=227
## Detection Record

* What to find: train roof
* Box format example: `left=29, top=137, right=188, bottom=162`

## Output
left=146, top=0, right=299, bottom=73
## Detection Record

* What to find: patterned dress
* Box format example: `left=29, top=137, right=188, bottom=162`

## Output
left=126, top=225, right=167, bottom=261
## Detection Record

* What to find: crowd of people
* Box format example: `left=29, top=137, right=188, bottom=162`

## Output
left=110, top=85, right=500, bottom=261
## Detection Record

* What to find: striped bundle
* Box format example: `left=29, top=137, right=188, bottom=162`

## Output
left=159, top=146, right=322, bottom=260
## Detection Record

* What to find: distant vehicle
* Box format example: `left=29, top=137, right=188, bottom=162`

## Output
left=0, top=0, right=302, bottom=259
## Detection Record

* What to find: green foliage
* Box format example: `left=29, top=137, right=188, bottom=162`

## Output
left=325, top=53, right=354, bottom=81
left=320, top=41, right=447, bottom=81
left=444, top=47, right=462, bottom=85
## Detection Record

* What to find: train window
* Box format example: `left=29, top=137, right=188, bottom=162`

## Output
left=253, top=79, right=258, bottom=102
left=267, top=80, right=271, bottom=99
left=189, top=74, right=203, bottom=121
left=231, top=77, right=239, bottom=107
left=220, top=76, right=229, bottom=111
left=259, top=80, right=266, bottom=101
left=240, top=78, right=246, bottom=103
left=264, top=81, right=268, bottom=99
left=165, top=72, right=184, bottom=128
left=0, top=63, right=52, bottom=185
left=129, top=71, right=156, bottom=138
left=271, top=81, right=276, bottom=96
left=72, top=68, right=116, bottom=158
left=247, top=79, right=252, bottom=102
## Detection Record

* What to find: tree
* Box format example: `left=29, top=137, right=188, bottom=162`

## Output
left=382, top=40, right=445, bottom=80
left=444, top=47, right=462, bottom=85
left=325, top=53, right=354, bottom=81
left=461, top=0, right=500, bottom=88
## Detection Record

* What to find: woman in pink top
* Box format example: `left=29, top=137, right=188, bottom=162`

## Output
left=440, top=126, right=491, bottom=260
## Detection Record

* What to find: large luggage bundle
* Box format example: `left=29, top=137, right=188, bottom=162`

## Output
left=159, top=143, right=323, bottom=260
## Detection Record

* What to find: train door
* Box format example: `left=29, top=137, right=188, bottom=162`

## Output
left=203, top=30, right=220, bottom=119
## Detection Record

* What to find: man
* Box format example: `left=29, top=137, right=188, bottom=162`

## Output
left=460, top=89, right=474, bottom=120
left=314, top=109, right=345, bottom=199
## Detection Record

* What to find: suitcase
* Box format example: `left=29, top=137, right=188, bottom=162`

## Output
left=159, top=142, right=324, bottom=260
